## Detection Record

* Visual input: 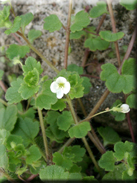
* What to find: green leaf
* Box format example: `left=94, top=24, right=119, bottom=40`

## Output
left=114, top=141, right=134, bottom=161
left=18, top=81, right=39, bottom=99
left=99, top=151, right=115, bottom=171
left=0, top=70, right=4, bottom=80
left=63, top=145, right=86, bottom=163
left=102, top=163, right=126, bottom=180
left=82, top=77, right=92, bottom=94
left=20, top=13, right=34, bottom=31
left=23, top=56, right=43, bottom=75
left=26, top=145, right=42, bottom=164
left=46, top=111, right=68, bottom=142
left=4, top=16, right=21, bottom=35
left=110, top=100, right=125, bottom=121
left=68, top=122, right=91, bottom=138
left=0, top=144, right=8, bottom=169
left=89, top=1, right=108, bottom=18
left=57, top=111, right=74, bottom=131
left=28, top=29, right=42, bottom=43
left=51, top=99, right=66, bottom=111
left=6, top=44, right=30, bottom=59
left=24, top=68, right=39, bottom=86
left=53, top=152, right=73, bottom=170
left=120, top=0, right=137, bottom=10
left=35, top=80, right=57, bottom=109
left=97, top=126, right=121, bottom=146
left=29, top=161, right=47, bottom=175
left=39, top=165, right=69, bottom=180
left=70, top=10, right=90, bottom=32
left=0, top=105, right=17, bottom=132
left=84, top=37, right=110, bottom=51
left=68, top=73, right=84, bottom=99
left=100, top=63, right=135, bottom=94
left=122, top=170, right=137, bottom=180
left=122, top=58, right=136, bottom=75
left=14, top=144, right=26, bottom=157
left=0, top=6, right=12, bottom=28
left=0, top=129, right=10, bottom=145
left=18, top=107, right=35, bottom=120
left=99, top=31, right=124, bottom=42
left=69, top=164, right=81, bottom=173
left=126, top=93, right=137, bottom=109
left=12, top=117, right=39, bottom=147
left=69, top=173, right=82, bottom=180
left=5, top=78, right=23, bottom=104
left=6, top=134, right=23, bottom=150
left=70, top=30, right=86, bottom=39
left=67, top=64, right=83, bottom=74
left=44, top=14, right=62, bottom=32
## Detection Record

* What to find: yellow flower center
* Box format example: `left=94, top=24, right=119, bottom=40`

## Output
left=58, top=83, right=65, bottom=88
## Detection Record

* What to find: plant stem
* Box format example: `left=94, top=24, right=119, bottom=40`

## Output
left=66, top=96, right=101, bottom=174
left=126, top=113, right=136, bottom=143
left=0, top=169, right=16, bottom=183
left=0, top=81, right=7, bottom=92
left=64, top=0, right=72, bottom=69
left=77, top=98, right=87, bottom=116
left=107, top=0, right=121, bottom=67
left=37, top=108, right=49, bottom=162
left=96, top=14, right=106, bottom=34
left=82, top=137, right=102, bottom=173
left=16, top=31, right=59, bottom=74
left=0, top=98, right=8, bottom=106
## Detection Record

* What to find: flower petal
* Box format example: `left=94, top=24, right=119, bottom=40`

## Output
left=56, top=90, right=64, bottom=99
left=50, top=81, right=58, bottom=93
left=120, top=104, right=130, bottom=113
left=63, top=81, right=70, bottom=94
left=56, top=77, right=67, bottom=84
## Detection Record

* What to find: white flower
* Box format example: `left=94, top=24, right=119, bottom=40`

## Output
left=50, top=77, right=70, bottom=99
left=120, top=104, right=130, bottom=113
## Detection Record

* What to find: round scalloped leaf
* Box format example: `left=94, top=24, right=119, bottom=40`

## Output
left=12, top=117, right=39, bottom=147
left=28, top=29, right=42, bottom=43
left=97, top=126, right=121, bottom=146
left=84, top=37, right=110, bottom=51
left=5, top=78, right=23, bottom=104
left=0, top=144, right=8, bottom=169
left=0, top=129, right=10, bottom=145
left=39, top=165, right=69, bottom=180
left=57, top=111, right=74, bottom=131
left=6, top=135, right=23, bottom=150
left=20, top=13, right=34, bottom=31
left=51, top=99, right=66, bottom=111
left=99, top=151, right=115, bottom=171
left=53, top=152, right=73, bottom=170
left=120, top=0, right=137, bottom=10
left=99, top=31, right=124, bottom=42
left=44, top=14, right=62, bottom=32
left=4, top=16, right=21, bottom=35
left=68, top=122, right=91, bottom=138
left=6, top=44, right=30, bottom=59
left=35, top=80, right=57, bottom=110
left=102, top=163, right=126, bottom=181
left=18, top=82, right=39, bottom=100
left=82, top=77, right=92, bottom=94
left=0, top=105, right=17, bottom=132
left=23, top=56, right=43, bottom=75
left=26, top=145, right=42, bottom=164
left=89, top=1, right=108, bottom=18
left=67, top=64, right=83, bottom=74
left=70, top=10, right=90, bottom=32
left=122, top=58, right=136, bottom=75
left=24, top=68, right=39, bottom=86
left=126, top=93, right=137, bottom=109
left=69, top=173, right=82, bottom=180
left=70, top=30, right=86, bottom=39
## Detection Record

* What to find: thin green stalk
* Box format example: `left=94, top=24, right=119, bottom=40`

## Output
left=0, top=98, right=8, bottom=106
left=37, top=108, right=50, bottom=162
left=16, top=31, right=59, bottom=74
left=66, top=95, right=101, bottom=175
left=82, top=137, right=102, bottom=174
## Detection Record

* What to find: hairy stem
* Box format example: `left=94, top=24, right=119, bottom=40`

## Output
left=107, top=0, right=121, bottom=67
left=37, top=108, right=49, bottom=162
left=16, top=31, right=59, bottom=73
left=64, top=0, right=72, bottom=69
